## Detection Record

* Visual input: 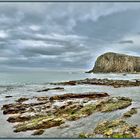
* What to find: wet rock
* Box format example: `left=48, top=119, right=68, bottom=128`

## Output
left=53, top=101, right=66, bottom=109
left=2, top=103, right=29, bottom=115
left=37, top=87, right=64, bottom=92
left=67, top=105, right=96, bottom=121
left=123, top=108, right=137, bottom=118
left=79, top=132, right=89, bottom=138
left=52, top=78, right=140, bottom=88
left=36, top=96, right=49, bottom=101
left=7, top=114, right=44, bottom=123
left=16, top=97, right=29, bottom=103
left=50, top=92, right=109, bottom=101
left=32, top=129, right=45, bottom=135
left=2, top=91, right=134, bottom=136
left=52, top=81, right=76, bottom=86
left=136, top=127, right=140, bottom=137
left=1, top=100, right=48, bottom=115
left=30, top=101, right=49, bottom=107
left=97, top=97, right=132, bottom=112
left=7, top=115, right=25, bottom=123
left=54, top=102, right=97, bottom=121
left=5, top=95, right=13, bottom=98
left=93, top=119, right=140, bottom=138
left=55, top=103, right=83, bottom=116
left=14, top=117, right=64, bottom=132
left=79, top=118, right=140, bottom=138
left=79, top=132, right=96, bottom=138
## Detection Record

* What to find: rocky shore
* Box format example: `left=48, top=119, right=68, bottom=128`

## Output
left=52, top=78, right=140, bottom=88
left=79, top=107, right=140, bottom=138
left=1, top=89, right=137, bottom=137
left=1, top=77, right=140, bottom=138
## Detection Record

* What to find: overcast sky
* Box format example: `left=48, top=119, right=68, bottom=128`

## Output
left=0, top=2, right=140, bottom=71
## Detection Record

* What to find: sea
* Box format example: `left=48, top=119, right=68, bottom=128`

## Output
left=0, top=71, right=140, bottom=138
left=0, top=70, right=140, bottom=85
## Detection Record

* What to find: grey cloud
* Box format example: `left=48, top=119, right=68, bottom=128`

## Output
left=74, top=9, right=140, bottom=41
left=0, top=3, right=140, bottom=71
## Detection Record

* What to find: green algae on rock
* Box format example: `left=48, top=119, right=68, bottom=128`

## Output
left=7, top=114, right=45, bottom=123
left=14, top=116, right=64, bottom=132
left=94, top=119, right=140, bottom=138
left=1, top=91, right=133, bottom=136
left=79, top=132, right=91, bottom=138
left=54, top=97, right=132, bottom=121
left=79, top=119, right=140, bottom=138
left=97, top=97, right=132, bottom=112
left=65, top=104, right=97, bottom=121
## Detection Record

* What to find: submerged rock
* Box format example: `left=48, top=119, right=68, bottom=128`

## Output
left=89, top=52, right=140, bottom=73
left=5, top=95, right=13, bottom=98
left=37, top=87, right=64, bottom=92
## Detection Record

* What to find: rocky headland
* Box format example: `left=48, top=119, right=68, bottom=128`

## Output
left=88, top=52, right=140, bottom=73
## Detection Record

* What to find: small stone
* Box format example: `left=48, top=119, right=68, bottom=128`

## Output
left=32, top=129, right=44, bottom=135
left=58, top=124, right=69, bottom=129
left=111, top=97, right=119, bottom=103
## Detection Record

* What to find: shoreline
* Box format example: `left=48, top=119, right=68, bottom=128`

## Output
left=0, top=77, right=140, bottom=138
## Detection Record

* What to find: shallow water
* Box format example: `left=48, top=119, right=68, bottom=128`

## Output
left=0, top=71, right=140, bottom=137
left=0, top=71, right=140, bottom=85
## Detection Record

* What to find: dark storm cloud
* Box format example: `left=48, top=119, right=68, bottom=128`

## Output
left=119, top=40, right=134, bottom=44
left=0, top=3, right=140, bottom=71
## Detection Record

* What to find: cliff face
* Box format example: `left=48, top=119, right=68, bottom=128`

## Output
left=90, top=52, right=140, bottom=73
